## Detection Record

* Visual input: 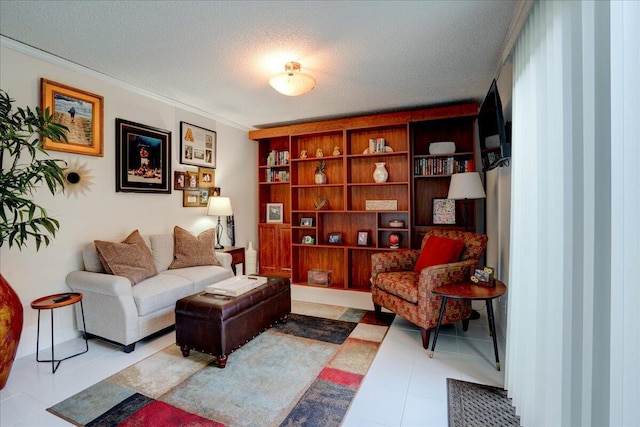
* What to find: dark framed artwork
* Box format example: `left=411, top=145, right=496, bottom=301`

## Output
left=174, top=171, right=187, bottom=190
left=41, top=78, right=104, bottom=156
left=180, top=122, right=216, bottom=168
left=115, top=119, right=171, bottom=193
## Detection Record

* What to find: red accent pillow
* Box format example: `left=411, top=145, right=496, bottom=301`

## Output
left=413, top=236, right=465, bottom=273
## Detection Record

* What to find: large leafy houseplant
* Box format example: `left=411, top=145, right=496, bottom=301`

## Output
left=0, top=88, right=68, bottom=389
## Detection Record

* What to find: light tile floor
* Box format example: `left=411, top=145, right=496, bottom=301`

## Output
left=0, top=285, right=504, bottom=426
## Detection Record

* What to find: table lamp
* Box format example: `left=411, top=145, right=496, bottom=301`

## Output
left=206, top=197, right=233, bottom=249
left=447, top=172, right=486, bottom=231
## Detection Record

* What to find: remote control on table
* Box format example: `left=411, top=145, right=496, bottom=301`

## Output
left=53, top=294, right=72, bottom=303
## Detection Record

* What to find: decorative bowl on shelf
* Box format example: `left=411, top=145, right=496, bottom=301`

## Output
left=389, top=220, right=404, bottom=228
left=428, top=141, right=456, bottom=155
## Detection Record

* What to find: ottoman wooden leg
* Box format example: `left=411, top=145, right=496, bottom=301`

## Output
left=216, top=355, right=228, bottom=369
left=180, top=345, right=190, bottom=357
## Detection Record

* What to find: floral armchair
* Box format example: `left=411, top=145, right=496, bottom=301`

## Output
left=371, top=229, right=488, bottom=349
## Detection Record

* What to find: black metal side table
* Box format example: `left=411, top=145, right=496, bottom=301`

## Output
left=30, top=292, right=88, bottom=373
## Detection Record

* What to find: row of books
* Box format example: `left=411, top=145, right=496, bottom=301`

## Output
left=368, top=138, right=387, bottom=153
left=266, top=150, right=289, bottom=166
left=414, top=157, right=474, bottom=176
left=265, top=168, right=289, bottom=183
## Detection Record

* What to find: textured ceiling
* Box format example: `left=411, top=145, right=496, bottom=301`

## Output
left=0, top=1, right=517, bottom=130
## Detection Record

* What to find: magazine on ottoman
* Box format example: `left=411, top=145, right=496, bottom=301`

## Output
left=204, top=275, right=268, bottom=297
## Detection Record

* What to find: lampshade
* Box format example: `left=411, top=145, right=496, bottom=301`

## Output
left=269, top=62, right=316, bottom=96
left=447, top=172, right=486, bottom=200
left=206, top=197, right=233, bottom=216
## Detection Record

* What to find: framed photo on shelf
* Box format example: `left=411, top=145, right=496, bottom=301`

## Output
left=266, top=203, right=284, bottom=223
left=327, top=232, right=342, bottom=245
left=180, top=122, right=216, bottom=168
left=198, top=167, right=215, bottom=188
left=357, top=230, right=370, bottom=246
left=301, top=235, right=315, bottom=244
left=432, top=198, right=456, bottom=225
left=300, top=217, right=314, bottom=227
left=115, top=118, right=171, bottom=194
left=41, top=78, right=104, bottom=157
left=183, top=189, right=200, bottom=207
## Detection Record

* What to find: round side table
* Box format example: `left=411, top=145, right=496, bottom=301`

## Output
left=30, top=292, right=89, bottom=373
left=430, top=280, right=507, bottom=371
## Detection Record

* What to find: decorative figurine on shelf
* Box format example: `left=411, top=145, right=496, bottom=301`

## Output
left=389, top=233, right=400, bottom=249
left=300, top=149, right=308, bottom=159
left=332, top=146, right=341, bottom=156
left=316, top=148, right=324, bottom=157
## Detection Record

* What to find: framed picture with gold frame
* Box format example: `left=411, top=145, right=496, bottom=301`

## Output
left=40, top=78, right=104, bottom=156
left=198, top=168, right=215, bottom=188
left=183, top=189, right=200, bottom=207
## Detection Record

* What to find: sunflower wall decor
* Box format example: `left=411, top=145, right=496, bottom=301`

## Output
left=63, top=159, right=94, bottom=198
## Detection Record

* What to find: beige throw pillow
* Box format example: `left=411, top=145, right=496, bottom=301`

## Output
left=94, top=230, right=158, bottom=285
left=169, top=226, right=222, bottom=269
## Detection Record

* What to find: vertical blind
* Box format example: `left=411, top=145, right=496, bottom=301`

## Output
left=507, top=0, right=638, bottom=425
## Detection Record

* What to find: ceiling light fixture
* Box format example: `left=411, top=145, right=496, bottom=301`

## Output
left=269, top=61, right=316, bottom=96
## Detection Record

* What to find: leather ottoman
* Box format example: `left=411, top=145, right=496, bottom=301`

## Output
left=175, top=276, right=290, bottom=368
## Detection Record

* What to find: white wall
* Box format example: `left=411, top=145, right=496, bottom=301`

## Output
left=0, top=43, right=258, bottom=359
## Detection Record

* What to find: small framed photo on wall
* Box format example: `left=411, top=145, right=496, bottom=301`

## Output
left=183, top=189, right=200, bottom=207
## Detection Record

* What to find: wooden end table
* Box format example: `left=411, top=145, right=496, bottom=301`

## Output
left=430, top=280, right=507, bottom=371
left=218, top=246, right=245, bottom=275
left=30, top=292, right=89, bottom=373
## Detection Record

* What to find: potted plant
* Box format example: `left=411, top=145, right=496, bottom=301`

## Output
left=314, top=159, right=327, bottom=184
left=0, top=89, right=68, bottom=389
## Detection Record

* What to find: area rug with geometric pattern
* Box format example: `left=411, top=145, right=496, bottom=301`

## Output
left=447, top=378, right=520, bottom=427
left=48, top=301, right=394, bottom=427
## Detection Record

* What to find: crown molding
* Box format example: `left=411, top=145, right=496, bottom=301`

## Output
left=0, top=36, right=250, bottom=132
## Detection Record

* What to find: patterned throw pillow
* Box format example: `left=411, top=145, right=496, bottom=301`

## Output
left=168, top=226, right=222, bottom=269
left=413, top=235, right=465, bottom=273
left=94, top=230, right=158, bottom=285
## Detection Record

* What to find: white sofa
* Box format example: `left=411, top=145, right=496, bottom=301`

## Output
left=66, top=233, right=234, bottom=352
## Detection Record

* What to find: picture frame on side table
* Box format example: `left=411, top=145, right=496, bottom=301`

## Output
left=471, top=265, right=495, bottom=287
left=41, top=78, right=104, bottom=156
left=266, top=203, right=284, bottom=223
left=183, top=189, right=200, bottom=207
left=432, top=198, right=456, bottom=225
left=115, top=118, right=171, bottom=194
left=180, top=122, right=216, bottom=168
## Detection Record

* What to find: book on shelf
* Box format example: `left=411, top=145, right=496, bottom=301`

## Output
left=266, top=150, right=289, bottom=166
left=368, top=138, right=386, bottom=153
left=265, top=168, right=289, bottom=183
left=414, top=157, right=475, bottom=176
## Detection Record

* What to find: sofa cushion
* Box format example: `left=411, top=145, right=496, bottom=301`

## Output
left=132, top=272, right=195, bottom=316
left=164, top=265, right=234, bottom=293
left=376, top=271, right=419, bottom=304
left=148, top=234, right=175, bottom=272
left=94, top=230, right=158, bottom=285
left=413, top=235, right=465, bottom=273
left=169, top=226, right=222, bottom=269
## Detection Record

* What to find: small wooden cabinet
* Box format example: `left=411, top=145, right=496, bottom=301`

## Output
left=258, top=223, right=291, bottom=277
left=251, top=103, right=478, bottom=290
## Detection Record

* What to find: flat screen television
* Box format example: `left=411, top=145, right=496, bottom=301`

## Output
left=478, top=79, right=510, bottom=171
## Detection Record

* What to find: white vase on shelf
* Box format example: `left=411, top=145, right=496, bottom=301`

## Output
left=373, top=162, right=389, bottom=183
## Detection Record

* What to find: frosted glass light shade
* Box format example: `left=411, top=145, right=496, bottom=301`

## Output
left=269, top=62, right=316, bottom=96
left=447, top=172, right=486, bottom=200
left=206, top=196, right=233, bottom=216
